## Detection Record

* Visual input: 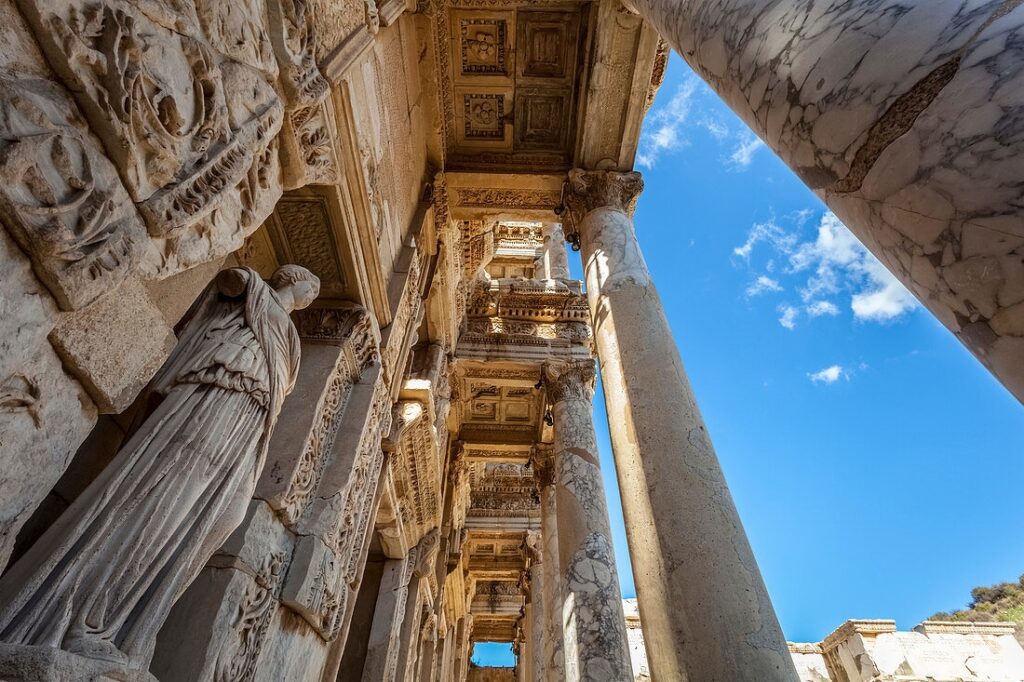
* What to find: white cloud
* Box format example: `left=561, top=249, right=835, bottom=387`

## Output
left=786, top=212, right=917, bottom=323
left=733, top=218, right=798, bottom=260
left=638, top=79, right=766, bottom=171
left=806, top=300, right=839, bottom=317
left=699, top=117, right=730, bottom=140
left=850, top=260, right=918, bottom=321
left=729, top=131, right=766, bottom=168
left=778, top=305, right=799, bottom=330
left=745, top=275, right=782, bottom=297
left=637, top=79, right=699, bottom=168
left=808, top=364, right=846, bottom=384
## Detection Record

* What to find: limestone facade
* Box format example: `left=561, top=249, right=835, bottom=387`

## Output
left=0, top=0, right=1019, bottom=680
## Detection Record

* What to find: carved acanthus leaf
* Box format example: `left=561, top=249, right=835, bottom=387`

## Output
left=566, top=169, right=643, bottom=223
left=542, top=360, right=597, bottom=403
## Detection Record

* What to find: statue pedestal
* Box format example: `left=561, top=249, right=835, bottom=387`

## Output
left=0, top=644, right=158, bottom=682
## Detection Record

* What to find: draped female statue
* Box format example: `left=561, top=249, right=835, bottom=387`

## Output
left=0, top=265, right=319, bottom=670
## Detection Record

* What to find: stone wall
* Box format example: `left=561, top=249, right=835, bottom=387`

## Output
left=467, top=666, right=516, bottom=682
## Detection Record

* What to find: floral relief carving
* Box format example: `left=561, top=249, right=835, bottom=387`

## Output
left=0, top=78, right=145, bottom=310
left=214, top=552, right=287, bottom=682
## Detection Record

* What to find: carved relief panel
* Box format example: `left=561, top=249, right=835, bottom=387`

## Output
left=442, top=6, right=588, bottom=171
left=0, top=78, right=145, bottom=310
left=15, top=0, right=284, bottom=276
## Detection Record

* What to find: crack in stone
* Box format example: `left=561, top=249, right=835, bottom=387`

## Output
left=832, top=57, right=961, bottom=194
left=832, top=0, right=1023, bottom=194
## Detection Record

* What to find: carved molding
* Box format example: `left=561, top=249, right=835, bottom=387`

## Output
left=454, top=188, right=561, bottom=211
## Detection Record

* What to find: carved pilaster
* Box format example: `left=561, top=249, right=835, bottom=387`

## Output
left=213, top=552, right=287, bottom=682
left=542, top=360, right=597, bottom=404
left=565, top=169, right=644, bottom=229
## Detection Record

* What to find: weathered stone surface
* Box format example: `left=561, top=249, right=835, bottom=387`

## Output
left=48, top=277, right=176, bottom=414
left=0, top=227, right=97, bottom=572
left=0, top=342, right=96, bottom=572
left=0, top=643, right=157, bottom=682
left=142, top=257, right=226, bottom=326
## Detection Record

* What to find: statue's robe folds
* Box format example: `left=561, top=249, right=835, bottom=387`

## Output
left=0, top=268, right=300, bottom=668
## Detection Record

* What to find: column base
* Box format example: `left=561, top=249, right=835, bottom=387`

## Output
left=0, top=644, right=158, bottom=682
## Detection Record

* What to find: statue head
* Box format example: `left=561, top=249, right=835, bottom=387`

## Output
left=270, top=264, right=320, bottom=312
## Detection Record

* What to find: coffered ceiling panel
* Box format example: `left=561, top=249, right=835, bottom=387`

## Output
left=444, top=6, right=590, bottom=172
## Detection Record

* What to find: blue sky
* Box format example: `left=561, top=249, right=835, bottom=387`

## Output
left=472, top=53, right=1023, bottom=667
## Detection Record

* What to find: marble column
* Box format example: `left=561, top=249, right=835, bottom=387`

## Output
left=566, top=169, right=797, bottom=681
left=533, top=446, right=566, bottom=681
left=542, top=360, right=632, bottom=682
left=528, top=564, right=547, bottom=681
left=451, top=615, right=471, bottom=682
left=541, top=223, right=571, bottom=280
left=628, top=0, right=1024, bottom=402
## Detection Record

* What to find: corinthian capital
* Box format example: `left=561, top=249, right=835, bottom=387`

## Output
left=542, top=359, right=597, bottom=403
left=566, top=169, right=644, bottom=222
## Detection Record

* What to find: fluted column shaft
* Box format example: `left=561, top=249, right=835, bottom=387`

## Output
left=629, top=0, right=1024, bottom=402
left=543, top=361, right=632, bottom=682
left=534, top=448, right=566, bottom=681
left=567, top=169, right=797, bottom=681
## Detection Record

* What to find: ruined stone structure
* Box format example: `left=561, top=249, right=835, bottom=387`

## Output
left=624, top=606, right=1024, bottom=682
left=0, top=0, right=1020, bottom=680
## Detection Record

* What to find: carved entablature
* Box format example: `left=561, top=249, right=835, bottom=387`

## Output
left=0, top=78, right=145, bottom=310
left=460, top=317, right=591, bottom=348
left=467, top=283, right=590, bottom=323
left=295, top=304, right=380, bottom=374
left=454, top=188, right=561, bottom=213
left=468, top=461, right=539, bottom=518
